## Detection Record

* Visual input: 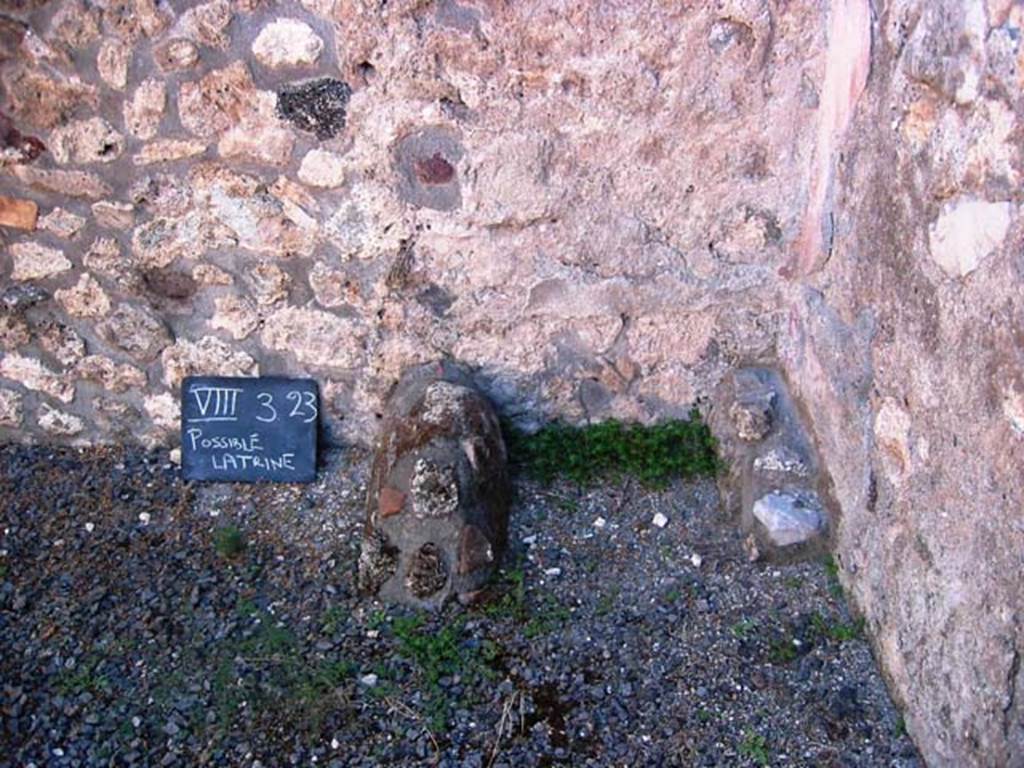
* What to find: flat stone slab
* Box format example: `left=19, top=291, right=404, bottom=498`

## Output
left=752, top=491, right=824, bottom=547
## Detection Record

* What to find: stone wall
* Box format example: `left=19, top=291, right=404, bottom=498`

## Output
left=0, top=0, right=818, bottom=447
left=1, top=1, right=1022, bottom=765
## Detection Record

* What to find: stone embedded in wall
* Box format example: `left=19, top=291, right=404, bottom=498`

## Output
left=252, top=18, right=324, bottom=69
left=10, top=242, right=72, bottom=281
left=192, top=263, right=233, bottom=286
left=178, top=0, right=233, bottom=49
left=394, top=127, right=464, bottom=211
left=47, top=0, right=101, bottom=50
left=276, top=78, right=351, bottom=139
left=35, top=321, right=86, bottom=366
left=37, top=402, right=83, bottom=436
left=11, top=165, right=111, bottom=200
left=37, top=207, right=85, bottom=238
left=261, top=306, right=364, bottom=369
left=153, top=38, right=200, bottom=72
left=0, top=314, right=30, bottom=349
left=55, top=274, right=112, bottom=318
left=0, top=388, right=22, bottom=427
left=0, top=195, right=37, bottom=230
left=217, top=117, right=295, bottom=166
left=96, top=304, right=173, bottom=362
left=178, top=61, right=258, bottom=137
left=74, top=355, right=146, bottom=393
left=297, top=148, right=345, bottom=188
left=210, top=295, right=259, bottom=340
left=124, top=79, right=166, bottom=140
left=143, top=392, right=179, bottom=431
left=2, top=64, right=97, bottom=130
left=48, top=117, right=124, bottom=164
left=160, top=336, right=258, bottom=389
left=359, top=362, right=511, bottom=608
left=245, top=262, right=290, bottom=305
left=101, top=0, right=169, bottom=41
left=91, top=201, right=135, bottom=229
left=309, top=262, right=358, bottom=308
left=96, top=39, right=130, bottom=90
left=929, top=197, right=1013, bottom=278
left=903, top=0, right=986, bottom=106
left=83, top=237, right=139, bottom=291
left=133, top=138, right=207, bottom=165
left=0, top=353, right=74, bottom=402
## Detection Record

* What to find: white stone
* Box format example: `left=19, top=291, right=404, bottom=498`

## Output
left=38, top=403, right=84, bottom=436
left=652, top=512, right=669, bottom=528
left=929, top=198, right=1013, bottom=278
left=10, top=242, right=72, bottom=281
left=139, top=512, right=151, bottom=525
left=298, top=149, right=346, bottom=188
left=752, top=491, right=824, bottom=547
left=55, top=274, right=111, bottom=318
left=690, top=553, right=703, bottom=568
left=0, top=354, right=74, bottom=402
left=358, top=673, right=378, bottom=687
left=593, top=516, right=607, bottom=528
left=84, top=522, right=95, bottom=533
left=252, top=19, right=324, bottom=69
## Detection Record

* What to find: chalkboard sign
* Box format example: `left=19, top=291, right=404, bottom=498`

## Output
left=180, top=376, right=319, bottom=483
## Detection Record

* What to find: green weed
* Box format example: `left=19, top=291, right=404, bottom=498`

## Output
left=739, top=731, right=772, bottom=766
left=503, top=410, right=721, bottom=488
left=811, top=612, right=865, bottom=643
left=822, top=555, right=843, bottom=600
left=213, top=525, right=246, bottom=559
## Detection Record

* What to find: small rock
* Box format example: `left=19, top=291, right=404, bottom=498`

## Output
left=690, top=553, right=703, bottom=568
left=0, top=196, right=38, bottom=230
left=276, top=78, right=352, bottom=139
left=97, top=39, right=131, bottom=90
left=359, top=673, right=378, bottom=687
left=297, top=149, right=346, bottom=188
left=9, top=242, right=72, bottom=281
left=652, top=512, right=669, bottom=528
left=84, top=522, right=94, bottom=533
left=38, top=404, right=84, bottom=436
left=179, top=61, right=258, bottom=137
left=593, top=517, right=607, bottom=529
left=38, top=207, right=86, bottom=238
left=929, top=197, right=1013, bottom=278
left=252, top=19, right=324, bottom=69
left=11, top=166, right=111, bottom=200
left=124, top=79, right=166, bottom=139
left=153, top=38, right=199, bottom=72
left=0, top=354, right=73, bottom=402
left=751, top=491, right=824, bottom=547
left=55, top=274, right=111, bottom=318
left=133, top=138, right=207, bottom=166
left=544, top=567, right=562, bottom=577
left=91, top=201, right=135, bottom=229
left=139, top=512, right=151, bottom=525
left=49, top=117, right=124, bottom=164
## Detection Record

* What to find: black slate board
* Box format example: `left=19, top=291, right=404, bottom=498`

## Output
left=180, top=376, right=319, bottom=483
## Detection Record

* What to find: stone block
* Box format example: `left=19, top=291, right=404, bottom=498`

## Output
left=358, top=361, right=511, bottom=609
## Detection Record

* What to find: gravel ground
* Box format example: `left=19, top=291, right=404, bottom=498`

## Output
left=0, top=444, right=921, bottom=767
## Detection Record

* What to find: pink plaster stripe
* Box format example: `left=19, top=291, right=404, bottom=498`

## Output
left=783, top=0, right=872, bottom=278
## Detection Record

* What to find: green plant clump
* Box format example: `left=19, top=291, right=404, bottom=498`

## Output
left=213, top=525, right=246, bottom=559
left=503, top=409, right=721, bottom=488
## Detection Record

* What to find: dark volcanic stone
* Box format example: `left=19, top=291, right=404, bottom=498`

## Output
left=276, top=78, right=352, bottom=140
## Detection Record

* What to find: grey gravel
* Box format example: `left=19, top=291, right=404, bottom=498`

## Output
left=0, top=444, right=921, bottom=767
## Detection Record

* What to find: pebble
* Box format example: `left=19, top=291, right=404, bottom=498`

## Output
left=690, top=553, right=703, bottom=567
left=653, top=512, right=669, bottom=528
left=84, top=522, right=95, bottom=533
left=138, top=512, right=151, bottom=525
left=359, top=673, right=378, bottom=687
left=593, top=517, right=607, bottom=528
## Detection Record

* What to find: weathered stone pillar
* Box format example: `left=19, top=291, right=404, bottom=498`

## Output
left=357, top=360, right=510, bottom=609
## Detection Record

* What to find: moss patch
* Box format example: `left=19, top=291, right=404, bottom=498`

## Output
left=503, top=409, right=720, bottom=488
